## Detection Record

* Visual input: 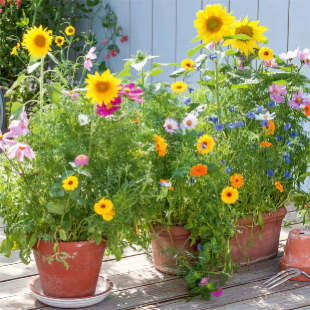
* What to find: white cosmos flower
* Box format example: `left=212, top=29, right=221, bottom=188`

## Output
left=78, top=114, right=90, bottom=126
left=182, top=114, right=198, bottom=129
left=279, top=48, right=299, bottom=61
left=163, top=118, right=179, bottom=134
left=255, top=111, right=276, bottom=121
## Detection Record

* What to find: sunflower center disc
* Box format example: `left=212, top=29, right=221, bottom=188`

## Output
left=34, top=35, right=46, bottom=48
left=206, top=17, right=222, bottom=32
left=235, top=25, right=253, bottom=39
left=96, top=82, right=108, bottom=92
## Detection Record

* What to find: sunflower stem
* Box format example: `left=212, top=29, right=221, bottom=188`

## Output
left=215, top=57, right=221, bottom=123
left=39, top=57, right=45, bottom=124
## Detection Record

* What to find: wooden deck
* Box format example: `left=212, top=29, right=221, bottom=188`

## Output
left=0, top=206, right=308, bottom=310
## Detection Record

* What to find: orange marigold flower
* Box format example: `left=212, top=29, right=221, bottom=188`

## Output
left=265, top=120, right=275, bottom=135
left=230, top=173, right=244, bottom=188
left=275, top=181, right=284, bottom=192
left=190, top=164, right=208, bottom=177
left=260, top=141, right=272, bottom=147
left=305, top=104, right=310, bottom=117
left=154, top=135, right=167, bottom=157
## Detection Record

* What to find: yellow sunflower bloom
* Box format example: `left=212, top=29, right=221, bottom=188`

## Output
left=85, top=70, right=121, bottom=108
left=230, top=173, right=244, bottom=188
left=197, top=134, right=215, bottom=154
left=55, top=36, right=65, bottom=47
left=65, top=26, right=75, bottom=36
left=94, top=198, right=115, bottom=221
left=11, top=43, right=20, bottom=56
left=22, top=25, right=52, bottom=58
left=171, top=81, right=188, bottom=94
left=181, top=59, right=195, bottom=71
left=223, top=17, right=268, bottom=56
left=221, top=186, right=239, bottom=204
left=259, top=47, right=274, bottom=61
left=62, top=176, right=78, bottom=191
left=194, top=4, right=235, bottom=44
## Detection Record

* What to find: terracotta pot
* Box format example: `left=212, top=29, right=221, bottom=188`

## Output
left=33, top=240, right=106, bottom=298
left=280, top=229, right=310, bottom=281
left=151, top=225, right=195, bottom=275
left=230, top=206, right=287, bottom=265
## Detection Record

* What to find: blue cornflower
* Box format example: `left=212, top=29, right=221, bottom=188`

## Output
left=268, top=101, right=275, bottom=108
left=235, top=121, right=244, bottom=127
left=188, top=87, right=194, bottom=93
left=227, top=122, right=236, bottom=129
left=286, top=139, right=291, bottom=146
left=277, top=135, right=283, bottom=141
left=247, top=111, right=256, bottom=119
left=267, top=169, right=274, bottom=177
left=197, top=131, right=205, bottom=138
left=215, top=123, right=225, bottom=131
left=225, top=166, right=232, bottom=173
left=229, top=107, right=235, bottom=112
left=260, top=120, right=269, bottom=127
left=209, top=54, right=217, bottom=60
left=284, top=122, right=291, bottom=131
left=197, top=243, right=203, bottom=252
left=220, top=160, right=226, bottom=165
left=284, top=153, right=290, bottom=164
left=184, top=97, right=192, bottom=105
left=284, top=170, right=291, bottom=178
left=291, top=131, right=298, bottom=138
left=233, top=65, right=237, bottom=70
left=208, top=116, right=218, bottom=124
left=204, top=75, right=212, bottom=82
left=255, top=106, right=264, bottom=113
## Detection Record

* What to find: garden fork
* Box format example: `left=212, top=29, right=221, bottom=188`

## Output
left=263, top=268, right=310, bottom=289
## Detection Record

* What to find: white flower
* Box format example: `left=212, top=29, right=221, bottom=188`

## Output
left=255, top=112, right=276, bottom=121
left=279, top=48, right=299, bottom=61
left=182, top=114, right=198, bottom=129
left=78, top=114, right=90, bottom=126
left=163, top=118, right=179, bottom=134
left=159, top=179, right=172, bottom=187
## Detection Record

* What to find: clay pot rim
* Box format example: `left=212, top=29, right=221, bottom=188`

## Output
left=33, top=239, right=107, bottom=249
left=151, top=225, right=191, bottom=238
left=236, top=206, right=287, bottom=227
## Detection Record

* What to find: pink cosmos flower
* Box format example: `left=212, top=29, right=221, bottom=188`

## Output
left=74, top=154, right=89, bottom=166
left=164, top=118, right=179, bottom=134
left=62, top=90, right=81, bottom=101
left=212, top=286, right=223, bottom=297
left=0, top=131, right=16, bottom=151
left=279, top=49, right=299, bottom=61
left=84, top=47, right=97, bottom=72
left=288, top=90, right=308, bottom=110
left=96, top=96, right=122, bottom=117
left=269, top=84, right=287, bottom=103
left=207, top=41, right=215, bottom=51
left=200, top=278, right=208, bottom=287
left=119, top=83, right=144, bottom=103
left=7, top=112, right=29, bottom=138
left=7, top=143, right=35, bottom=162
left=264, top=58, right=278, bottom=68
left=298, top=48, right=309, bottom=61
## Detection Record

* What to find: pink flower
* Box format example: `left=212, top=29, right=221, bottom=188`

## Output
left=200, top=278, right=208, bottom=287
left=0, top=131, right=16, bottom=151
left=84, top=47, right=97, bottom=72
left=102, top=39, right=107, bottom=44
left=207, top=41, right=215, bottom=51
left=16, top=0, right=21, bottom=6
left=110, top=49, right=117, bottom=57
left=164, top=118, right=179, bottom=134
left=264, top=58, right=278, bottom=67
left=120, top=35, right=128, bottom=43
left=288, top=90, right=308, bottom=110
left=269, top=84, right=287, bottom=103
left=212, top=286, right=223, bottom=297
left=105, top=53, right=110, bottom=60
left=74, top=154, right=89, bottom=166
left=119, top=83, right=144, bottom=103
left=7, top=143, right=35, bottom=162
left=279, top=49, right=299, bottom=61
left=0, top=0, right=5, bottom=7
left=7, top=112, right=29, bottom=138
left=62, top=90, right=81, bottom=101
left=96, top=96, right=122, bottom=117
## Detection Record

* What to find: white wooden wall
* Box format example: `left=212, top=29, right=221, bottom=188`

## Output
left=89, top=0, right=309, bottom=80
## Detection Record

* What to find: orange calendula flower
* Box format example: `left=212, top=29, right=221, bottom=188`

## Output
left=264, top=120, right=275, bottom=135
left=190, top=164, right=208, bottom=177
left=305, top=104, right=310, bottom=117
left=260, top=141, right=272, bottom=147
left=230, top=173, right=244, bottom=188
left=275, top=181, right=284, bottom=192
left=154, top=135, right=167, bottom=157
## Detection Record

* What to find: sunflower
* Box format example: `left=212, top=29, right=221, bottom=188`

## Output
left=194, top=4, right=235, bottom=44
left=223, top=17, right=268, bottom=56
left=181, top=59, right=195, bottom=71
left=154, top=135, right=167, bottom=157
left=197, top=134, right=215, bottom=154
left=94, top=198, right=115, bottom=221
left=22, top=25, right=52, bottom=58
left=260, top=141, right=272, bottom=147
left=171, top=81, right=188, bottom=94
left=65, top=26, right=75, bottom=36
left=264, top=120, right=275, bottom=135
left=221, top=186, right=239, bottom=204
left=230, top=173, right=244, bottom=188
left=55, top=36, right=65, bottom=47
left=62, top=176, right=78, bottom=191
left=274, top=181, right=284, bottom=193
left=259, top=47, right=274, bottom=61
left=190, top=164, right=208, bottom=177
left=85, top=70, right=121, bottom=108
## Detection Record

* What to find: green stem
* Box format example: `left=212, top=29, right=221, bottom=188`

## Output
left=39, top=57, right=45, bottom=123
left=32, top=0, right=43, bottom=26
left=88, top=104, right=97, bottom=157
left=215, top=58, right=221, bottom=123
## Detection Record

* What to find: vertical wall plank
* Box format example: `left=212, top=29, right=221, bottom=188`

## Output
left=176, top=0, right=201, bottom=85
left=230, top=0, right=258, bottom=20
left=259, top=0, right=289, bottom=54
left=204, top=0, right=229, bottom=7
left=153, top=0, right=177, bottom=81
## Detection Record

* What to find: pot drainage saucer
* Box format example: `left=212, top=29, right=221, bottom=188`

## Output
left=30, top=276, right=113, bottom=308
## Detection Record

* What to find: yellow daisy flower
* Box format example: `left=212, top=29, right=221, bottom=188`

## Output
left=171, top=81, right=188, bottom=94
left=94, top=198, right=115, bottom=221
left=194, top=4, right=235, bottom=44
left=259, top=47, right=274, bottom=61
left=55, top=36, right=65, bottom=47
left=22, top=25, right=52, bottom=58
left=181, top=59, right=195, bottom=71
left=62, top=176, right=78, bottom=191
left=10, top=43, right=20, bottom=56
left=196, top=134, right=215, bottom=154
left=221, top=186, right=239, bottom=204
left=223, top=17, right=268, bottom=56
left=48, top=30, right=53, bottom=37
left=65, top=25, right=75, bottom=36
left=85, top=70, right=121, bottom=108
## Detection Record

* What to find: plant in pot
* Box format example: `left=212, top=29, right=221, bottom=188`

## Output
left=0, top=24, right=146, bottom=299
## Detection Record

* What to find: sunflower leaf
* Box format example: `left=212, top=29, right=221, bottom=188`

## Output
left=188, top=44, right=205, bottom=57
left=224, top=34, right=252, bottom=41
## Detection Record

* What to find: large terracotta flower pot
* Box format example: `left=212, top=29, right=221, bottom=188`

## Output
left=230, top=206, right=287, bottom=265
left=33, top=240, right=106, bottom=298
left=151, top=225, right=195, bottom=275
left=280, top=229, right=310, bottom=281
